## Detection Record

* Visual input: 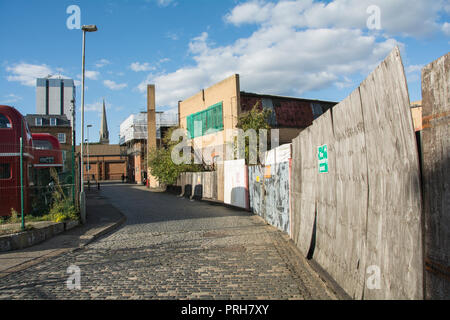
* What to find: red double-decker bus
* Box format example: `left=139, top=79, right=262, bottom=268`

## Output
left=31, top=133, right=63, bottom=170
left=0, top=105, right=33, bottom=217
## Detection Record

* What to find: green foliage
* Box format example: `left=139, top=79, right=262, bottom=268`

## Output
left=236, top=101, right=272, bottom=164
left=47, top=168, right=79, bottom=222
left=237, top=101, right=272, bottom=132
left=148, top=127, right=202, bottom=186
left=48, top=198, right=78, bottom=222
left=9, top=208, right=22, bottom=223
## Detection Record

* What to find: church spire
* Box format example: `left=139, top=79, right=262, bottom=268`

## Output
left=99, top=98, right=109, bottom=144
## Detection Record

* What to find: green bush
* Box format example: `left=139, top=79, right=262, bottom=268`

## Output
left=49, top=198, right=78, bottom=222
left=47, top=168, right=79, bottom=223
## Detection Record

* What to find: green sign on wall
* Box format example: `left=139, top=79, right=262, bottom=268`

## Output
left=318, top=144, right=328, bottom=173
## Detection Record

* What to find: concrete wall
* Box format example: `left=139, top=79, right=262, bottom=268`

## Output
left=421, top=52, right=450, bottom=300
left=177, top=171, right=218, bottom=201
left=223, top=159, right=248, bottom=209
left=291, top=47, right=423, bottom=300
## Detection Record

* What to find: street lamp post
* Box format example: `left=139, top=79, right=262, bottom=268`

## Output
left=80, top=24, right=97, bottom=224
left=87, top=124, right=92, bottom=182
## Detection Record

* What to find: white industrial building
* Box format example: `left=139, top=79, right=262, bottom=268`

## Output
left=119, top=111, right=178, bottom=145
left=119, top=111, right=178, bottom=184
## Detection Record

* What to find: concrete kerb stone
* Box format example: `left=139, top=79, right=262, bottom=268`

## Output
left=0, top=222, right=67, bottom=253
left=0, top=200, right=127, bottom=277
left=77, top=215, right=127, bottom=249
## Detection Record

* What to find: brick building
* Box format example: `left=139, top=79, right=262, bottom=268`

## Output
left=178, top=74, right=337, bottom=201
left=76, top=144, right=126, bottom=182
left=179, top=74, right=336, bottom=163
left=25, top=114, right=73, bottom=170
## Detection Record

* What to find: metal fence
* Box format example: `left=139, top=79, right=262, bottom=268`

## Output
left=0, top=143, right=78, bottom=220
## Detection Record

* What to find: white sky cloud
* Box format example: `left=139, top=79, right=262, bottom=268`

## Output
left=225, top=0, right=446, bottom=38
left=442, top=22, right=450, bottom=36
left=130, top=62, right=155, bottom=72
left=84, top=99, right=111, bottom=113
left=156, top=0, right=174, bottom=7
left=2, top=93, right=22, bottom=104
left=406, top=64, right=424, bottom=74
left=137, top=0, right=446, bottom=109
left=95, top=59, right=111, bottom=68
left=85, top=70, right=100, bottom=80
left=6, top=63, right=53, bottom=86
left=166, top=32, right=179, bottom=40
left=103, top=79, right=127, bottom=90
left=5, top=63, right=76, bottom=86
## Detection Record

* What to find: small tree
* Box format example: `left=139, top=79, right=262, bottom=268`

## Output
left=148, top=127, right=201, bottom=186
left=236, top=101, right=272, bottom=164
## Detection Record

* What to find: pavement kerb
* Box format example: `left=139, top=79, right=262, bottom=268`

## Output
left=0, top=199, right=127, bottom=278
left=76, top=214, right=127, bottom=249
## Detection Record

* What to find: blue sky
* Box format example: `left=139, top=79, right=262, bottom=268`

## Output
left=1, top=0, right=449, bottom=144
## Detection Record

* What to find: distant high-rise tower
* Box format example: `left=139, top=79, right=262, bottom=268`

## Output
left=36, top=78, right=76, bottom=125
left=99, top=99, right=109, bottom=144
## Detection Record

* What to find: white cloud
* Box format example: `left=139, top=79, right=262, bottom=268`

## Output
left=442, top=22, right=450, bottom=36
left=224, top=0, right=273, bottom=26
left=6, top=63, right=53, bottom=86
left=103, top=80, right=127, bottom=90
left=2, top=93, right=22, bottom=104
left=5, top=63, right=77, bottom=86
left=84, top=100, right=110, bottom=112
left=166, top=32, right=179, bottom=40
left=85, top=70, right=100, bottom=80
left=136, top=0, right=446, bottom=108
left=137, top=28, right=398, bottom=108
left=130, top=62, right=154, bottom=72
left=95, top=59, right=111, bottom=68
left=156, top=0, right=174, bottom=7
left=225, top=0, right=446, bottom=38
left=406, top=64, right=423, bottom=74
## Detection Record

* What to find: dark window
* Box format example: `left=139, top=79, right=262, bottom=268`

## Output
left=0, top=164, right=11, bottom=179
left=0, top=114, right=12, bottom=128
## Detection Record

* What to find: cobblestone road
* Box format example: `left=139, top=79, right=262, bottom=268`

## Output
left=0, top=184, right=335, bottom=300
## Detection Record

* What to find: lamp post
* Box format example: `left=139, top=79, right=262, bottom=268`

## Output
left=80, top=24, right=97, bottom=224
left=86, top=124, right=92, bottom=182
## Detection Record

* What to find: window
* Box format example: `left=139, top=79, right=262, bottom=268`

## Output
left=50, top=118, right=57, bottom=126
left=0, top=164, right=11, bottom=179
left=33, top=140, right=53, bottom=150
left=35, top=118, right=43, bottom=126
left=186, top=102, right=223, bottom=139
left=0, top=114, right=11, bottom=128
left=57, top=133, right=66, bottom=144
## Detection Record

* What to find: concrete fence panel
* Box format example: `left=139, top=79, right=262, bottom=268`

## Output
left=184, top=172, right=193, bottom=198
left=191, top=172, right=203, bottom=199
left=202, top=171, right=215, bottom=199
left=224, top=159, right=248, bottom=209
